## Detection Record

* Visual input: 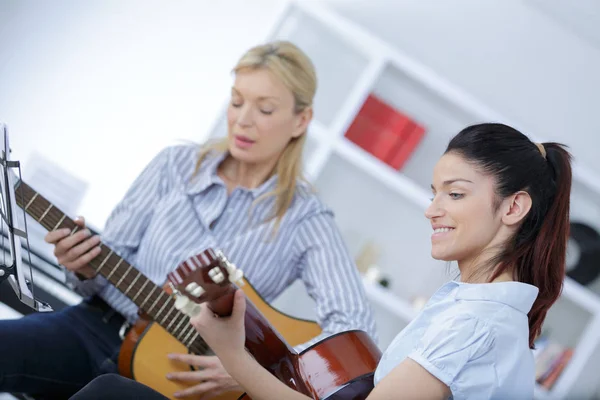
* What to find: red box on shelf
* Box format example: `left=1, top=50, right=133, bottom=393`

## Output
left=344, top=94, right=425, bottom=170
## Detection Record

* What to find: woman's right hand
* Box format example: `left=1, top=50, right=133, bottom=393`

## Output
left=44, top=216, right=102, bottom=279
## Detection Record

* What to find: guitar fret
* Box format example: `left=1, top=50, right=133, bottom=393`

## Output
left=96, top=250, right=113, bottom=273
left=175, top=325, right=188, bottom=342
left=15, top=182, right=212, bottom=355
left=186, top=332, right=199, bottom=348
left=115, top=264, right=132, bottom=287
left=132, top=279, right=150, bottom=304
left=155, top=297, right=172, bottom=322
left=39, top=204, right=53, bottom=222
left=139, top=285, right=158, bottom=310
left=123, top=271, right=141, bottom=295
left=52, top=214, right=66, bottom=231
left=105, top=258, right=124, bottom=280
left=182, top=326, right=196, bottom=345
left=24, top=193, right=38, bottom=211
left=147, top=290, right=166, bottom=314
left=172, top=314, right=187, bottom=337
left=165, top=310, right=179, bottom=331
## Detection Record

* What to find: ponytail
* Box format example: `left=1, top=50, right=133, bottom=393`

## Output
left=521, top=143, right=572, bottom=347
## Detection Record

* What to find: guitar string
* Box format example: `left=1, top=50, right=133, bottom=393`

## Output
left=27, top=197, right=209, bottom=353
left=20, top=184, right=210, bottom=353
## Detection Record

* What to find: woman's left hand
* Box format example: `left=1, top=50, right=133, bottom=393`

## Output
left=190, top=288, right=248, bottom=360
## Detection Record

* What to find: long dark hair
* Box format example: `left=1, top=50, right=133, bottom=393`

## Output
left=445, top=123, right=572, bottom=348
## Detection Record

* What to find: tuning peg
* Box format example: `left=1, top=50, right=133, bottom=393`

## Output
left=208, top=267, right=225, bottom=284
left=229, top=269, right=244, bottom=286
left=225, top=261, right=237, bottom=275
left=185, top=282, right=200, bottom=293
left=174, top=295, right=190, bottom=310
left=182, top=302, right=202, bottom=318
left=185, top=282, right=205, bottom=298
left=174, top=294, right=202, bottom=317
left=190, top=286, right=205, bottom=297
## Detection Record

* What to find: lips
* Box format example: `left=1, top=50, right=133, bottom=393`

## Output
left=234, top=135, right=255, bottom=150
left=235, top=135, right=254, bottom=144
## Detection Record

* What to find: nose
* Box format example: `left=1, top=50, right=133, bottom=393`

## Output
left=235, top=105, right=253, bottom=127
left=425, top=196, right=444, bottom=220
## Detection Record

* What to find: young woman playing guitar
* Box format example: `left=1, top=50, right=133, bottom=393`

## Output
left=74, top=122, right=572, bottom=399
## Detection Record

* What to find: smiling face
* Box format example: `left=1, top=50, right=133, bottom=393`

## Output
left=226, top=67, right=311, bottom=166
left=425, top=152, right=510, bottom=270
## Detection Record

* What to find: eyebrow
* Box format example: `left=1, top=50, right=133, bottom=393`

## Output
left=430, top=179, right=473, bottom=190
left=231, top=87, right=280, bottom=101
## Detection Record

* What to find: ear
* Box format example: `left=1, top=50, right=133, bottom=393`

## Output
left=292, top=107, right=313, bottom=138
left=501, top=191, right=532, bottom=226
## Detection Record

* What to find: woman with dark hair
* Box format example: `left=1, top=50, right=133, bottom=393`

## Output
left=72, top=122, right=572, bottom=399
left=189, top=122, right=572, bottom=400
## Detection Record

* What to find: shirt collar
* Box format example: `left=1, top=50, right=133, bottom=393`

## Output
left=452, top=280, right=539, bottom=314
left=185, top=150, right=281, bottom=199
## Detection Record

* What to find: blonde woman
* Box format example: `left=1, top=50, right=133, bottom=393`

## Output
left=1, top=40, right=377, bottom=399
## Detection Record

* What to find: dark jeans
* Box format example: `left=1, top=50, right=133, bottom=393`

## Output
left=69, top=374, right=168, bottom=400
left=0, top=296, right=125, bottom=399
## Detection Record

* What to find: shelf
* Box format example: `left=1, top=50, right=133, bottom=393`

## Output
left=567, top=180, right=600, bottom=303
left=363, top=280, right=417, bottom=322
left=271, top=4, right=371, bottom=129
left=547, top=315, right=600, bottom=399
left=562, top=278, right=600, bottom=315
left=543, top=295, right=594, bottom=349
left=313, top=150, right=450, bottom=305
left=363, top=280, right=413, bottom=349
left=368, top=63, right=478, bottom=192
left=294, top=1, right=600, bottom=200
left=333, top=138, right=431, bottom=210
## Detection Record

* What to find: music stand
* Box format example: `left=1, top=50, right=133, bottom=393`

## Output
left=0, top=122, right=52, bottom=312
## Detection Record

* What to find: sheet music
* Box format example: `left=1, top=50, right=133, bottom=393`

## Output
left=18, top=152, right=89, bottom=263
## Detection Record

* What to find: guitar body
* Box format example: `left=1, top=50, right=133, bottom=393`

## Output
left=238, top=330, right=381, bottom=400
left=118, top=277, right=323, bottom=400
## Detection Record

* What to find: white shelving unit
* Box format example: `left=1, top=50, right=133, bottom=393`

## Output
left=205, top=1, right=600, bottom=399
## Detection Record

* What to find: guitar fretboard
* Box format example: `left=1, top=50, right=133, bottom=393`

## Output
left=15, top=180, right=208, bottom=353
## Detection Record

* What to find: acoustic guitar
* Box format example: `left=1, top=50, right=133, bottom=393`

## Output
left=167, top=248, right=382, bottom=399
left=15, top=180, right=323, bottom=400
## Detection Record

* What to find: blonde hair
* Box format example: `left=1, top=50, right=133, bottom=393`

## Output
left=194, top=40, right=317, bottom=234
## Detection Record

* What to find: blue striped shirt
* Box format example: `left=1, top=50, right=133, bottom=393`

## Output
left=66, top=144, right=378, bottom=349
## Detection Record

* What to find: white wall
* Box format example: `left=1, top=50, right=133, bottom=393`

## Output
left=321, top=0, right=600, bottom=179
left=0, top=0, right=289, bottom=228
left=4, top=0, right=598, bottom=227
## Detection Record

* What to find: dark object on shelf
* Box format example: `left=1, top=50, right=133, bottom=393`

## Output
left=364, top=265, right=390, bottom=288
left=566, top=221, right=600, bottom=286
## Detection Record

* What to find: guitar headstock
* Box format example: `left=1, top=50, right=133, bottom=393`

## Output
left=167, top=248, right=244, bottom=318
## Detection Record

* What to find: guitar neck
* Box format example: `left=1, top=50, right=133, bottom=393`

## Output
left=14, top=180, right=208, bottom=352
